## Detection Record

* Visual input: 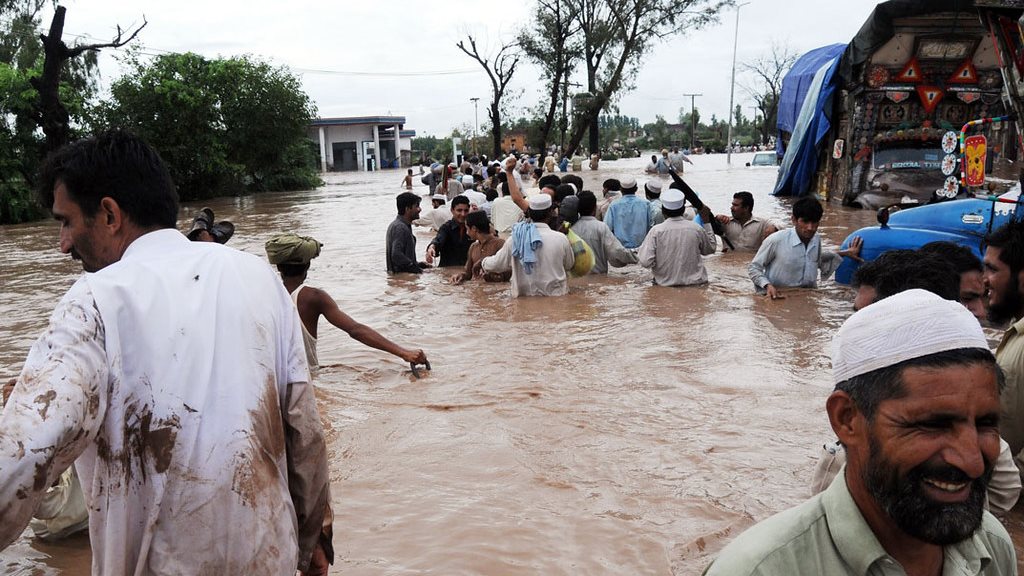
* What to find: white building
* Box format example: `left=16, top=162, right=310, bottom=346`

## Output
left=308, top=116, right=416, bottom=172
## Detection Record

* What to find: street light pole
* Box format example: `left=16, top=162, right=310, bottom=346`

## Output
left=681, top=93, right=701, bottom=152
left=726, top=2, right=749, bottom=165
left=469, top=97, right=480, bottom=156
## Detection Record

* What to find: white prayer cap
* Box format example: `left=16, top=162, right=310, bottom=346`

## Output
left=831, top=289, right=988, bottom=384
left=645, top=180, right=663, bottom=195
left=461, top=175, right=474, bottom=186
left=620, top=176, right=637, bottom=189
left=661, top=189, right=685, bottom=210
left=431, top=194, right=446, bottom=201
left=528, top=194, right=553, bottom=210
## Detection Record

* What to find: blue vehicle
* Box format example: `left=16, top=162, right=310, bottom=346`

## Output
left=835, top=190, right=1020, bottom=285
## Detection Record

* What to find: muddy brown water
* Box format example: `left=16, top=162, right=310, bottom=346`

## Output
left=2, top=153, right=1022, bottom=574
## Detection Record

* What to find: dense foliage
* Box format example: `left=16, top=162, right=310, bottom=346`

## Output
left=95, top=52, right=321, bottom=200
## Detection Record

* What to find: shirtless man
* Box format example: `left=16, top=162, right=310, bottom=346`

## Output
left=265, top=233, right=428, bottom=370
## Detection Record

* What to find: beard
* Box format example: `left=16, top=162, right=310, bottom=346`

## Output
left=862, top=436, right=990, bottom=545
left=988, top=275, right=1023, bottom=324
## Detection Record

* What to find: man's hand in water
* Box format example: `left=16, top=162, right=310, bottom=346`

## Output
left=403, top=349, right=428, bottom=365
left=765, top=284, right=785, bottom=300
left=2, top=377, right=14, bottom=406
left=425, top=245, right=436, bottom=265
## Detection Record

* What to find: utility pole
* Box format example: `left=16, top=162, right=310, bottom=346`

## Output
left=681, top=93, right=702, bottom=152
left=470, top=97, right=480, bottom=156
left=726, top=2, right=749, bottom=165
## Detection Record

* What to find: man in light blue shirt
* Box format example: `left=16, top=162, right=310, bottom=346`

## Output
left=604, top=176, right=651, bottom=249
left=748, top=197, right=861, bottom=299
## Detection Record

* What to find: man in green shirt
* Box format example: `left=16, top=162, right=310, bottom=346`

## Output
left=706, top=289, right=1016, bottom=575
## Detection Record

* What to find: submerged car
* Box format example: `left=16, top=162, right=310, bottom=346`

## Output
left=834, top=186, right=1021, bottom=285
left=747, top=152, right=778, bottom=167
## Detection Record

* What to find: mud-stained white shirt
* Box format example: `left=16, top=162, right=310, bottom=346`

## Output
left=0, top=229, right=328, bottom=575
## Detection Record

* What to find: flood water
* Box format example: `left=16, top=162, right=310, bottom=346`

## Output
left=2, top=152, right=1022, bottom=574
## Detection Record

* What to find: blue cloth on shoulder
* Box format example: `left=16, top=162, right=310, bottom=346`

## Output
left=511, top=221, right=543, bottom=274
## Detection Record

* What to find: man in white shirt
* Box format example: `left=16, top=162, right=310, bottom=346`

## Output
left=481, top=194, right=574, bottom=297
left=638, top=188, right=716, bottom=286
left=413, top=194, right=452, bottom=232
left=0, top=131, right=330, bottom=575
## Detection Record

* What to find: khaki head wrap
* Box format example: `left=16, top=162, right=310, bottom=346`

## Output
left=265, top=233, right=323, bottom=265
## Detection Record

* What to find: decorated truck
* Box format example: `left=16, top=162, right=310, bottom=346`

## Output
left=776, top=0, right=1021, bottom=209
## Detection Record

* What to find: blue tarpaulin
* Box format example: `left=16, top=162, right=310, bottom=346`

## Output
left=776, top=44, right=846, bottom=146
left=773, top=44, right=846, bottom=197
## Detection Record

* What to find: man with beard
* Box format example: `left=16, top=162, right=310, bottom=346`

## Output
left=706, top=289, right=1015, bottom=575
left=984, top=219, right=1024, bottom=472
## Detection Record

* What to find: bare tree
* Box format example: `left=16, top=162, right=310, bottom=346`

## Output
left=561, top=0, right=729, bottom=155
left=34, top=6, right=146, bottom=152
left=739, top=41, right=796, bottom=145
left=457, top=35, right=520, bottom=159
left=518, top=0, right=579, bottom=153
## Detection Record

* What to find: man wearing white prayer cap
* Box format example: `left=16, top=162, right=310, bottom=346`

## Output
left=413, top=194, right=452, bottom=232
left=644, top=179, right=666, bottom=226
left=604, top=175, right=651, bottom=249
left=636, top=188, right=716, bottom=287
left=706, top=289, right=1017, bottom=575
left=480, top=191, right=574, bottom=297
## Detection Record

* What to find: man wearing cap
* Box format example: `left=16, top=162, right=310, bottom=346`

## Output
left=644, top=180, right=665, bottom=226
left=387, top=192, right=429, bottom=274
left=413, top=194, right=452, bottom=232
left=604, top=176, right=651, bottom=250
left=572, top=191, right=637, bottom=274
left=748, top=197, right=861, bottom=299
left=426, top=195, right=473, bottom=267
left=0, top=130, right=330, bottom=574
left=656, top=149, right=672, bottom=174
left=266, top=233, right=428, bottom=370
left=706, top=289, right=1016, bottom=575
left=480, top=194, right=574, bottom=297
left=714, top=192, right=777, bottom=252
left=638, top=188, right=716, bottom=286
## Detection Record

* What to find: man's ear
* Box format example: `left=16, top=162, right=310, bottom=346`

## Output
left=98, top=197, right=124, bottom=233
left=826, top=390, right=867, bottom=448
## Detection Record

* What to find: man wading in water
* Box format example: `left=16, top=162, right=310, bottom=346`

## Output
left=0, top=130, right=330, bottom=574
left=266, top=232, right=428, bottom=370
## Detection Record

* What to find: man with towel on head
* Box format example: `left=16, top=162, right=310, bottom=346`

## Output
left=480, top=194, right=574, bottom=297
left=705, top=289, right=1017, bottom=575
left=266, top=233, right=428, bottom=370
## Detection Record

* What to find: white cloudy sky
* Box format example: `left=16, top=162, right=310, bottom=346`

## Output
left=56, top=0, right=879, bottom=136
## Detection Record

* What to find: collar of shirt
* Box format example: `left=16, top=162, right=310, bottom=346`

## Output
left=1009, top=316, right=1024, bottom=338
left=786, top=227, right=817, bottom=249
left=121, top=228, right=190, bottom=263
left=736, top=216, right=763, bottom=228
left=822, top=469, right=992, bottom=575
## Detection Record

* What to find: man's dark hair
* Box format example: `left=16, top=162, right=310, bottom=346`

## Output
left=38, top=129, right=178, bottom=228
left=473, top=173, right=484, bottom=183
left=533, top=167, right=544, bottom=179
left=561, top=174, right=583, bottom=192
left=603, top=179, right=621, bottom=192
left=792, top=197, right=823, bottom=222
left=464, top=167, right=473, bottom=176
left=484, top=187, right=498, bottom=202
left=466, top=210, right=491, bottom=233
left=500, top=181, right=509, bottom=197
left=487, top=164, right=498, bottom=177
left=734, top=191, right=754, bottom=210
left=497, top=172, right=508, bottom=183
left=451, top=195, right=471, bottom=208
left=919, top=241, right=983, bottom=276
left=396, top=192, right=420, bottom=214
left=835, top=348, right=1002, bottom=421
left=662, top=206, right=686, bottom=219
left=554, top=184, right=575, bottom=205
left=277, top=262, right=311, bottom=278
left=578, top=190, right=598, bottom=216
left=852, top=249, right=959, bottom=301
left=538, top=174, right=562, bottom=189
left=529, top=207, right=552, bottom=222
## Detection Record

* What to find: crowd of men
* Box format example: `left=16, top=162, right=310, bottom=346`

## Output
left=391, top=155, right=863, bottom=300
left=2, top=130, right=1024, bottom=574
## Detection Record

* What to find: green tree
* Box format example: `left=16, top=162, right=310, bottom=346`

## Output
left=518, top=0, right=579, bottom=153
left=740, top=41, right=796, bottom=145
left=563, top=0, right=729, bottom=155
left=96, top=52, right=320, bottom=200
